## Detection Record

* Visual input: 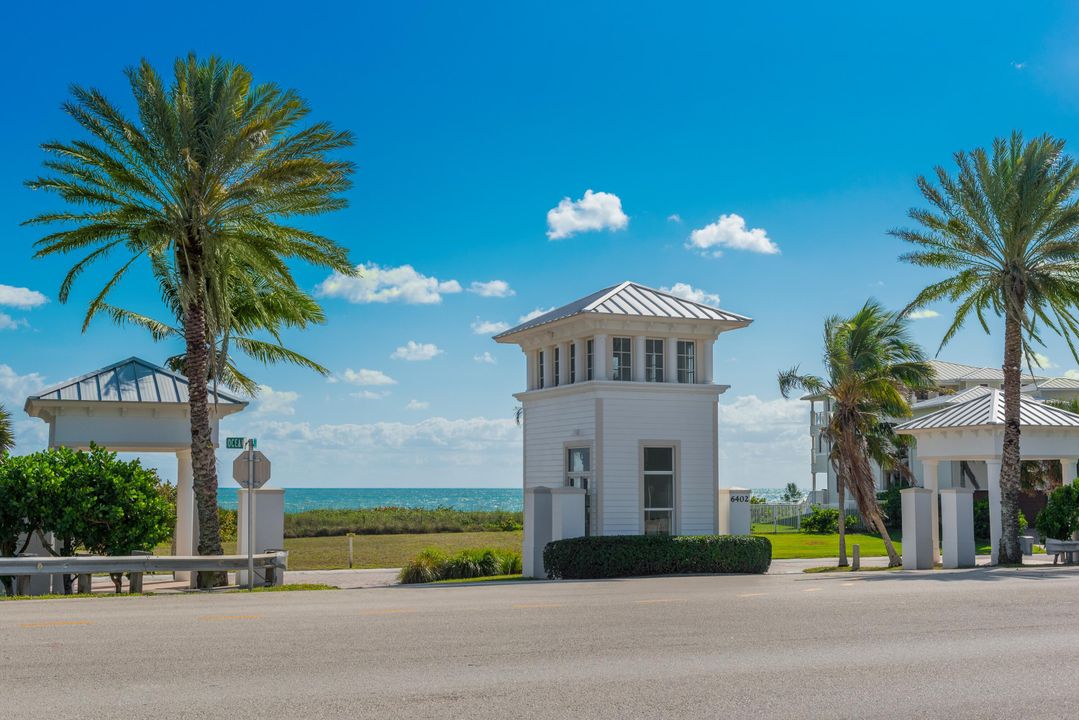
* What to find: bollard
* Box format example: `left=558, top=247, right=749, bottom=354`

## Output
left=852, top=544, right=860, bottom=571
left=348, top=533, right=354, bottom=569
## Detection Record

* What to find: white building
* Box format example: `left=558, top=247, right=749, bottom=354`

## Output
left=494, top=281, right=751, bottom=545
left=805, top=360, right=1079, bottom=505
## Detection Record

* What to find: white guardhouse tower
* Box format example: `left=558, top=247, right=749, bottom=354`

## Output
left=494, top=282, right=752, bottom=543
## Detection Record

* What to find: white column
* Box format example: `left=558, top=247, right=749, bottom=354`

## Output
left=718, top=487, right=751, bottom=535
left=633, top=336, right=646, bottom=382
left=573, top=339, right=586, bottom=383
left=665, top=337, right=678, bottom=383
left=901, top=487, right=934, bottom=570
left=940, top=487, right=975, bottom=568
left=525, top=348, right=536, bottom=390
left=175, top=449, right=196, bottom=583
left=922, top=459, right=940, bottom=565
left=1062, top=458, right=1079, bottom=483
left=701, top=338, right=714, bottom=384
left=557, top=341, right=570, bottom=386
left=541, top=346, right=553, bottom=389
left=986, top=459, right=1003, bottom=565
left=593, top=334, right=608, bottom=380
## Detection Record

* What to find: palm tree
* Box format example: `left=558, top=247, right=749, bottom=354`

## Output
left=892, top=132, right=1079, bottom=564
left=0, top=403, right=13, bottom=459
left=779, top=300, right=934, bottom=567
left=25, top=55, right=355, bottom=580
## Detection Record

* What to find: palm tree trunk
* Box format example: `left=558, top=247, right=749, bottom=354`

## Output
left=183, top=293, right=225, bottom=587
left=836, top=471, right=848, bottom=567
left=998, top=306, right=1024, bottom=564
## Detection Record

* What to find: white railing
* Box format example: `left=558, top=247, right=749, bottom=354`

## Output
left=751, top=501, right=812, bottom=532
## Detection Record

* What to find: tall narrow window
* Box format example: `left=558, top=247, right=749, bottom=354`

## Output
left=586, top=339, right=594, bottom=380
left=553, top=347, right=560, bottom=387
left=645, top=339, right=664, bottom=382
left=643, top=447, right=675, bottom=535
left=566, top=447, right=592, bottom=536
left=569, top=343, right=576, bottom=384
left=537, top=350, right=545, bottom=389
left=677, top=340, right=696, bottom=383
left=612, top=337, right=632, bottom=381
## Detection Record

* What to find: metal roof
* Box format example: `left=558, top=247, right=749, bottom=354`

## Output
left=896, top=389, right=1079, bottom=431
left=926, top=359, right=1043, bottom=384
left=911, top=386, right=992, bottom=410
left=493, top=281, right=752, bottom=340
left=26, top=357, right=246, bottom=405
left=1025, top=377, right=1079, bottom=390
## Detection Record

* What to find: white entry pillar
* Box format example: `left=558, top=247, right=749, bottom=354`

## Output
left=901, top=487, right=934, bottom=569
left=940, top=487, right=975, bottom=569
left=718, top=487, right=751, bottom=535
left=986, top=459, right=1003, bottom=565
left=922, top=459, right=940, bottom=565
left=523, top=487, right=552, bottom=578
left=1062, top=458, right=1079, bottom=483
left=175, top=449, right=196, bottom=583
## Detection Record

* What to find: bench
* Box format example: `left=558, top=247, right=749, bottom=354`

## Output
left=1044, top=539, right=1079, bottom=565
left=0, top=551, right=288, bottom=595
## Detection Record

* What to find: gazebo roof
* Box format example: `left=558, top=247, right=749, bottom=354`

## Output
left=911, top=386, right=993, bottom=411
left=25, top=356, right=246, bottom=407
left=896, top=389, right=1079, bottom=432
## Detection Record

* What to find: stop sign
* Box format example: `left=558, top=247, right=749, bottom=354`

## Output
left=232, top=450, right=271, bottom=489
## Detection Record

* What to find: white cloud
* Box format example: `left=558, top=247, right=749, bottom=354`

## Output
left=518, top=307, right=554, bottom=323
left=0, top=365, right=46, bottom=406
left=0, top=285, right=48, bottom=309
left=391, top=341, right=444, bottom=362
left=0, top=313, right=21, bottom=331
left=667, top=214, right=683, bottom=223
left=317, top=263, right=462, bottom=305
left=468, top=280, right=515, bottom=298
left=908, top=309, right=940, bottom=320
left=687, top=213, right=779, bottom=257
left=1065, top=369, right=1079, bottom=380
left=660, top=282, right=720, bottom=306
left=472, top=319, right=510, bottom=335
left=341, top=368, right=397, bottom=386
left=254, top=385, right=299, bottom=416
left=716, top=395, right=808, bottom=488
left=1012, top=61, right=1026, bottom=70
left=352, top=390, right=390, bottom=400
left=1031, top=352, right=1056, bottom=369
left=474, top=352, right=497, bottom=365
left=546, top=189, right=629, bottom=240
left=255, top=416, right=519, bottom=453
left=406, top=399, right=430, bottom=410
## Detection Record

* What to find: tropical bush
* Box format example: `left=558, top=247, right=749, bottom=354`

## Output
left=799, top=506, right=858, bottom=534
left=542, top=535, right=771, bottom=579
left=973, top=499, right=1028, bottom=540
left=399, top=547, right=522, bottom=584
left=285, top=507, right=522, bottom=538
left=1036, top=480, right=1079, bottom=541
left=877, top=483, right=909, bottom=530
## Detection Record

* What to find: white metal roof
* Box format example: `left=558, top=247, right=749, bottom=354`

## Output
left=1025, top=377, right=1079, bottom=390
left=26, top=357, right=246, bottom=405
left=926, top=359, right=1044, bottom=384
left=896, top=389, right=1079, bottom=431
left=911, top=386, right=993, bottom=410
left=493, top=281, right=752, bottom=340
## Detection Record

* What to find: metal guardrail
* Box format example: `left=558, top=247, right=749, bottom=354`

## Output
left=0, top=551, right=288, bottom=595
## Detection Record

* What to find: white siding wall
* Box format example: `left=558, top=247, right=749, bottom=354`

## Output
left=522, top=394, right=596, bottom=490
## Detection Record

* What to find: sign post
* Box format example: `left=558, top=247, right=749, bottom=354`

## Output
left=232, top=440, right=270, bottom=590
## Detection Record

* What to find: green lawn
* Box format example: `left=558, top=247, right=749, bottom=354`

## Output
left=756, top=531, right=903, bottom=559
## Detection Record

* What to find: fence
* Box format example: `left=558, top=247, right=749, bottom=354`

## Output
left=751, top=502, right=811, bottom=533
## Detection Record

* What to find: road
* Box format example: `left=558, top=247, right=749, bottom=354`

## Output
left=5, top=565, right=1079, bottom=719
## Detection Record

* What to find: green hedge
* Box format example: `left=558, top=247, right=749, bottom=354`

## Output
left=542, top=535, right=771, bottom=579
left=399, top=547, right=522, bottom=584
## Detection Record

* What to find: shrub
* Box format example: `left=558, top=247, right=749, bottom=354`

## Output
left=1036, top=480, right=1079, bottom=541
left=877, top=483, right=910, bottom=530
left=542, top=535, right=771, bottom=579
left=399, top=548, right=449, bottom=584
left=800, top=505, right=840, bottom=533
left=398, top=547, right=522, bottom=583
left=973, top=499, right=1028, bottom=539
left=284, top=507, right=523, bottom=538
left=219, top=508, right=238, bottom=542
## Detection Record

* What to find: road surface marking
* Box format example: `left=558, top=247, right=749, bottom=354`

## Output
left=842, top=582, right=857, bottom=587
left=802, top=587, right=821, bottom=593
left=635, top=599, right=685, bottom=605
left=19, top=620, right=93, bottom=628
left=737, top=593, right=766, bottom=598
left=359, top=608, right=416, bottom=616
left=512, top=603, right=563, bottom=609
left=197, top=614, right=262, bottom=622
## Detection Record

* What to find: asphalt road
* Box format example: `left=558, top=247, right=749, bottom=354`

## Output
left=5, top=566, right=1079, bottom=719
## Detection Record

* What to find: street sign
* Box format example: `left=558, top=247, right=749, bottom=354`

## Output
left=232, top=450, right=271, bottom=489
left=225, top=437, right=244, bottom=450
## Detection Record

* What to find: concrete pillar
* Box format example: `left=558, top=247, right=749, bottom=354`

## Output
left=593, top=334, right=608, bottom=380
left=525, top=348, right=536, bottom=390
left=573, top=339, right=586, bottom=383
left=175, top=449, right=196, bottom=583
left=940, top=487, right=975, bottom=569
left=1061, top=458, right=1079, bottom=483
left=718, top=487, right=752, bottom=535
left=665, top=337, right=678, bottom=383
left=556, top=342, right=570, bottom=386
left=523, top=487, right=553, bottom=578
left=701, top=339, right=714, bottom=384
left=986, top=459, right=1002, bottom=565
left=550, top=487, right=586, bottom=541
left=633, top=336, right=646, bottom=382
left=901, top=487, right=934, bottom=570
left=922, top=459, right=940, bottom=565
left=541, top=346, right=553, bottom=389
left=237, top=487, right=285, bottom=586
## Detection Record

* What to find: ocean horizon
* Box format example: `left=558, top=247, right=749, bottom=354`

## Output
left=218, top=486, right=793, bottom=513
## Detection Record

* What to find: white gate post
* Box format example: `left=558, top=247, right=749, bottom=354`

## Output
left=901, top=487, right=933, bottom=570
left=986, top=459, right=1003, bottom=565
left=718, top=487, right=751, bottom=535
left=939, top=487, right=975, bottom=569
left=523, top=487, right=552, bottom=578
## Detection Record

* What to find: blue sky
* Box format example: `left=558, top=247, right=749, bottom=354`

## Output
left=3, top=2, right=1079, bottom=489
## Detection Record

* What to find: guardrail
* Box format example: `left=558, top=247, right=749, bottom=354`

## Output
left=0, top=551, right=288, bottom=595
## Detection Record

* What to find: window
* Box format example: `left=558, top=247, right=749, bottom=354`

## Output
left=645, top=339, right=664, bottom=382
left=643, top=447, right=674, bottom=535
left=553, top=347, right=560, bottom=387
left=677, top=340, right=696, bottom=383
left=569, top=343, right=576, bottom=384
left=612, top=337, right=632, bottom=381
left=565, top=447, right=593, bottom=536
left=586, top=339, right=594, bottom=380
left=537, top=350, right=545, bottom=389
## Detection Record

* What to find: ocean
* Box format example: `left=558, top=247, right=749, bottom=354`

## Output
left=217, top=486, right=791, bottom=513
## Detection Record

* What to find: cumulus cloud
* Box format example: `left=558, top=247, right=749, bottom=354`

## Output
left=317, top=263, right=462, bottom=305
left=474, top=352, right=497, bottom=365
left=341, top=368, right=397, bottom=386
left=391, top=341, right=444, bottom=361
left=1031, top=352, right=1056, bottom=369
left=0, top=313, right=21, bottom=331
left=468, top=280, right=515, bottom=298
left=687, top=213, right=778, bottom=257
left=254, top=416, right=519, bottom=453
left=254, top=385, right=299, bottom=416
left=0, top=284, right=48, bottom=309
left=546, top=189, right=629, bottom=240
left=0, top=364, right=46, bottom=405
left=667, top=214, right=683, bottom=223
left=406, top=399, right=430, bottom=410
left=518, top=307, right=554, bottom=323
left=472, top=319, right=510, bottom=335
left=717, top=395, right=807, bottom=488
left=660, top=282, right=721, bottom=306
left=907, top=309, right=940, bottom=320
left=352, top=390, right=390, bottom=400
left=1065, top=369, right=1079, bottom=380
